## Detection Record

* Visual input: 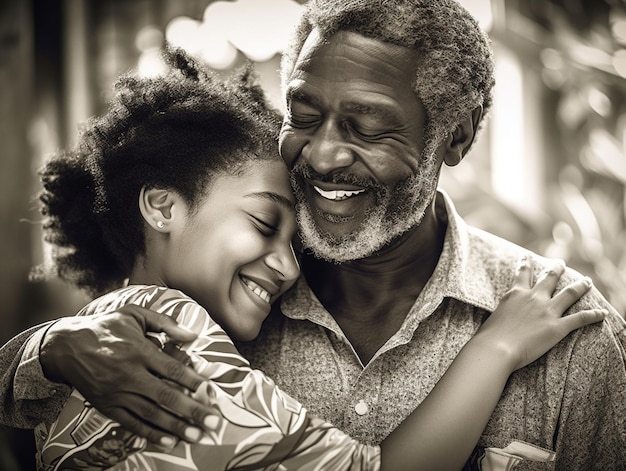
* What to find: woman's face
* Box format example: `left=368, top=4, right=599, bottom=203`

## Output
left=164, top=159, right=299, bottom=341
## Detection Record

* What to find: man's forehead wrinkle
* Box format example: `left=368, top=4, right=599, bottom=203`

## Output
left=297, top=38, right=416, bottom=89
left=340, top=100, right=404, bottom=124
left=318, top=30, right=416, bottom=72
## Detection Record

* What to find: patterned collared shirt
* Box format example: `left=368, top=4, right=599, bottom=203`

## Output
left=238, top=190, right=626, bottom=470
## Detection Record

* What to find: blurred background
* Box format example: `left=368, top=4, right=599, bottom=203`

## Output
left=1, top=0, right=625, bottom=468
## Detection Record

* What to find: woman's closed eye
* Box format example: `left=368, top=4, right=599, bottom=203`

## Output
left=251, top=215, right=278, bottom=236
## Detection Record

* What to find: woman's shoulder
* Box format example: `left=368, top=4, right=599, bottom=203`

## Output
left=77, top=285, right=215, bottom=336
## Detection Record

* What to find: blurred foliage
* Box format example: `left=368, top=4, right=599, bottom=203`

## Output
left=521, top=0, right=626, bottom=315
left=445, top=0, right=626, bottom=316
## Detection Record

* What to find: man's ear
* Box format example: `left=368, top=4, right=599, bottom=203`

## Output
left=139, top=186, right=176, bottom=232
left=443, top=105, right=483, bottom=167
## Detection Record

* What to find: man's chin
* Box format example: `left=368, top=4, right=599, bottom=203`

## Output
left=308, top=209, right=362, bottom=240
left=297, top=195, right=431, bottom=264
left=297, top=207, right=388, bottom=263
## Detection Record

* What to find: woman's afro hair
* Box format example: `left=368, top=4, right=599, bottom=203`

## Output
left=34, top=47, right=283, bottom=297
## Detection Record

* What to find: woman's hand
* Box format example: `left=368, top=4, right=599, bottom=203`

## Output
left=40, top=304, right=214, bottom=448
left=476, top=256, right=606, bottom=372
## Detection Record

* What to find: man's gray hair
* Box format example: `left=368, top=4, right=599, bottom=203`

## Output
left=281, top=0, right=495, bottom=148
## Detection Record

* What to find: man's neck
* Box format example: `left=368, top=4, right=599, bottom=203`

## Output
left=302, top=203, right=447, bottom=364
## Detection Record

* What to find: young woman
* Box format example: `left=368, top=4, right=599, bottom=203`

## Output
left=33, top=48, right=605, bottom=471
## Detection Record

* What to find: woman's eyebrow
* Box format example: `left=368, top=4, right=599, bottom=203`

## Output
left=245, top=192, right=295, bottom=213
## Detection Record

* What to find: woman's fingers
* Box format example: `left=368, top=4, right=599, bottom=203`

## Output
left=513, top=255, right=534, bottom=288
left=485, top=257, right=606, bottom=371
left=550, top=276, right=593, bottom=313
left=557, top=308, right=607, bottom=335
left=534, top=261, right=566, bottom=294
left=522, top=259, right=594, bottom=316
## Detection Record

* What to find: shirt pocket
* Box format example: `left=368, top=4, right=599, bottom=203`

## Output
left=473, top=440, right=556, bottom=471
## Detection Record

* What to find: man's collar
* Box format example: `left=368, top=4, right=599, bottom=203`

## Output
left=282, top=189, right=504, bottom=326
left=435, top=189, right=500, bottom=313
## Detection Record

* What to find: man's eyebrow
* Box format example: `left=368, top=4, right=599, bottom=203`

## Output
left=245, top=191, right=295, bottom=212
left=341, top=101, right=401, bottom=123
left=288, top=85, right=402, bottom=123
left=286, top=86, right=320, bottom=107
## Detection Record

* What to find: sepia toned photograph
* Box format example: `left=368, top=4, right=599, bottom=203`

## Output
left=1, top=1, right=624, bottom=469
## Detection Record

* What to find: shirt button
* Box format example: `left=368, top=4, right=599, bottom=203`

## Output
left=355, top=400, right=369, bottom=416
left=49, top=389, right=57, bottom=396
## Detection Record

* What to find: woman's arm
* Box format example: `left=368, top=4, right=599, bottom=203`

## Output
left=185, top=257, right=604, bottom=471
left=379, top=257, right=606, bottom=471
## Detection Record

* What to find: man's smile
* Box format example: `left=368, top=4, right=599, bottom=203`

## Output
left=313, top=185, right=366, bottom=201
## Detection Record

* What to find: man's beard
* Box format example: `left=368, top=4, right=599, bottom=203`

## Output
left=290, top=144, right=440, bottom=263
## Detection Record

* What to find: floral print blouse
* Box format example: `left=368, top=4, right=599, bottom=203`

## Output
left=35, top=285, right=381, bottom=471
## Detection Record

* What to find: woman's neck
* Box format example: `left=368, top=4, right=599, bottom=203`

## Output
left=128, top=254, right=167, bottom=287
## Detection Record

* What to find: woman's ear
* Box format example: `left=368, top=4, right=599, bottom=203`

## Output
left=139, top=186, right=176, bottom=232
left=443, top=105, right=483, bottom=167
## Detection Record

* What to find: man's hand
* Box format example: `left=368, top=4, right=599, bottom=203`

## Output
left=40, top=304, right=213, bottom=447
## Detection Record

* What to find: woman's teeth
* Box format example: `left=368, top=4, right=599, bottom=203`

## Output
left=242, top=278, right=271, bottom=303
left=314, top=186, right=365, bottom=201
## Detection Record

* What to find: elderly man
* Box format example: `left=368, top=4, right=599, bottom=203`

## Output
left=2, top=1, right=625, bottom=469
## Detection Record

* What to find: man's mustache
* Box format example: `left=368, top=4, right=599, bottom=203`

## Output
left=289, top=162, right=380, bottom=189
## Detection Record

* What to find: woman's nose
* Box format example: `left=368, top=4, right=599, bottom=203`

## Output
left=265, top=243, right=300, bottom=282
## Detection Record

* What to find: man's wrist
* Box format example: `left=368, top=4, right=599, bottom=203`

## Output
left=39, top=319, right=70, bottom=384
left=12, top=321, right=71, bottom=404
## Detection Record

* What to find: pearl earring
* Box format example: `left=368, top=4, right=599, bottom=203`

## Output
left=156, top=221, right=165, bottom=229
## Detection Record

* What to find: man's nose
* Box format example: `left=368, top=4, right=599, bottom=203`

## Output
left=303, top=120, right=355, bottom=174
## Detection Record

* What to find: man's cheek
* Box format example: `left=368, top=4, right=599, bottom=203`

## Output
left=278, top=131, right=302, bottom=167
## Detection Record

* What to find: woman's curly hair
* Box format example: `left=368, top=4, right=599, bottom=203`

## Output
left=281, top=0, right=495, bottom=148
left=34, top=47, right=283, bottom=297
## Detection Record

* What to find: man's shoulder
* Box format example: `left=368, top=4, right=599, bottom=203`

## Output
left=464, top=224, right=592, bottom=285
left=468, top=227, right=625, bottom=352
left=465, top=224, right=530, bottom=265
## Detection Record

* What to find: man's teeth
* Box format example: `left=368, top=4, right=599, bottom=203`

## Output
left=314, top=186, right=365, bottom=201
left=242, top=278, right=271, bottom=303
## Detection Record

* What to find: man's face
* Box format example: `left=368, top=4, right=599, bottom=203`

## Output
left=279, top=29, right=443, bottom=262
